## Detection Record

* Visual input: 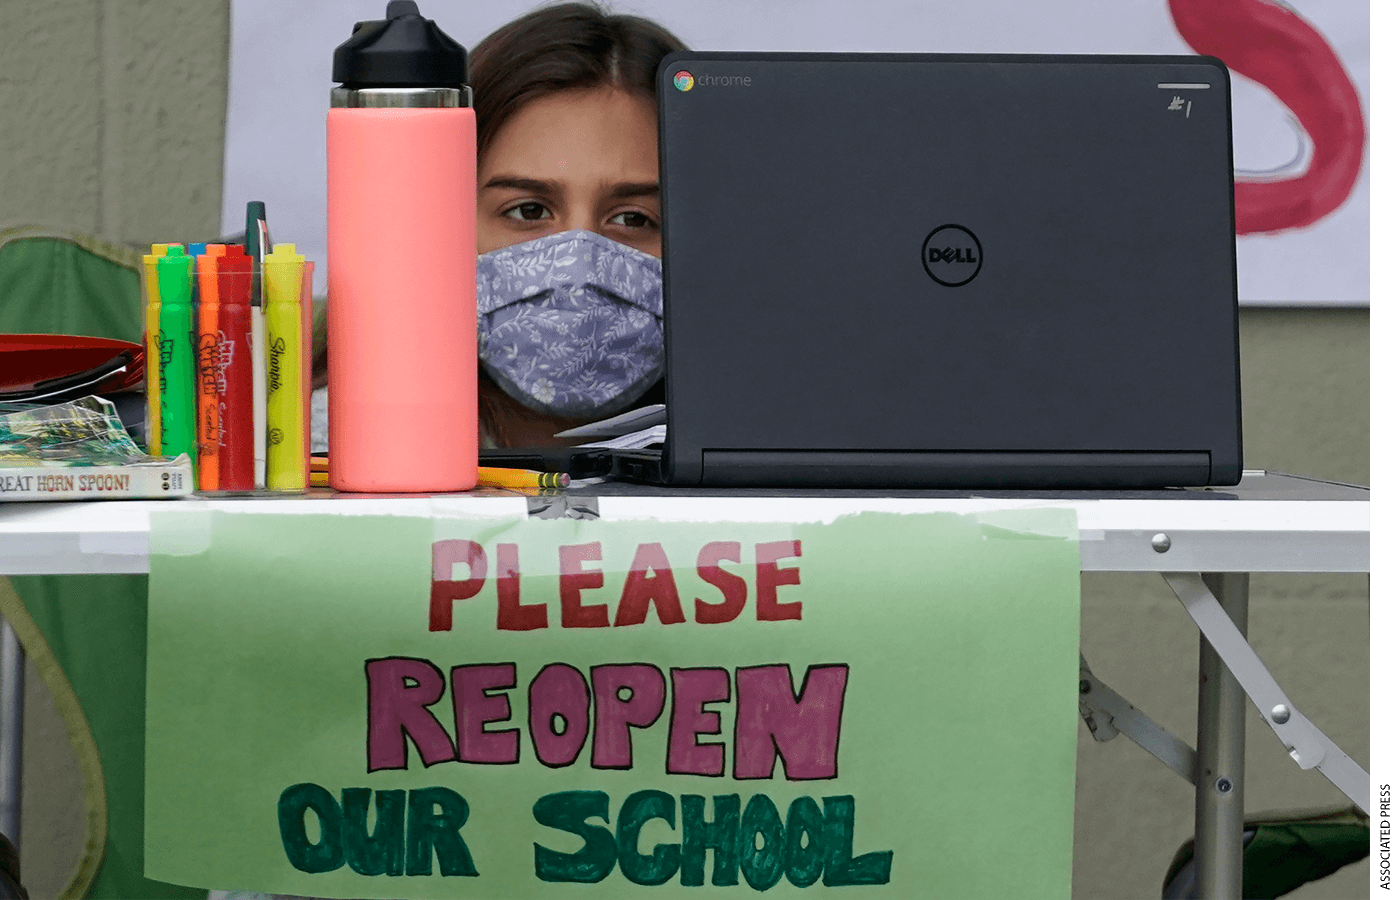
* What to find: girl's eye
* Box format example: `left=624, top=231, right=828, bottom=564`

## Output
left=607, top=210, right=658, bottom=230
left=504, top=201, right=551, bottom=221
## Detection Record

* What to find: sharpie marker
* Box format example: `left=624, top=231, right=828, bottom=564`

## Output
left=195, top=245, right=228, bottom=490
left=141, top=244, right=171, bottom=455
left=156, top=249, right=197, bottom=477
left=216, top=249, right=256, bottom=491
left=263, top=243, right=307, bottom=492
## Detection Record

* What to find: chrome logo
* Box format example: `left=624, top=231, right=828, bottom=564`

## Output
left=673, top=70, right=695, bottom=91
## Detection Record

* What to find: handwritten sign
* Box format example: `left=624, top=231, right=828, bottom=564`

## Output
left=146, top=508, right=1080, bottom=898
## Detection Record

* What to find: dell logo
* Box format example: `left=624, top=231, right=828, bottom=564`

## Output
left=921, top=224, right=983, bottom=286
left=926, top=247, right=977, bottom=264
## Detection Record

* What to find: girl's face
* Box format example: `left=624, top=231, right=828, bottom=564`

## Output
left=477, top=87, right=662, bottom=257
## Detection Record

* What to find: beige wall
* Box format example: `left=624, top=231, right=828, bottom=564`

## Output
left=0, top=2, right=1370, bottom=898
left=0, top=0, right=227, bottom=245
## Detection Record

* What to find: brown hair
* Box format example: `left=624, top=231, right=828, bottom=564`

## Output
left=313, top=2, right=685, bottom=441
left=470, top=3, right=688, bottom=156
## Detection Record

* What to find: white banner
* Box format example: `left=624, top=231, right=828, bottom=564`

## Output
left=223, top=0, right=1369, bottom=306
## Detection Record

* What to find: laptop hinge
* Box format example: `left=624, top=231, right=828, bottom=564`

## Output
left=700, top=450, right=1212, bottom=488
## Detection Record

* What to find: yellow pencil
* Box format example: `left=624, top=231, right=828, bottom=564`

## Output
left=308, top=460, right=568, bottom=491
left=477, top=466, right=570, bottom=490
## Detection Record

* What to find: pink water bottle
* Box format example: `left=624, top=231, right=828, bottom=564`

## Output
left=327, top=0, right=477, bottom=492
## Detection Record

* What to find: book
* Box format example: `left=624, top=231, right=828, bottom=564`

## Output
left=0, top=396, right=193, bottom=501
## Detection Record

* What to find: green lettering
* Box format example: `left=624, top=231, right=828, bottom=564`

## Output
left=342, top=788, right=405, bottom=876
left=277, top=783, right=344, bottom=874
left=533, top=790, right=617, bottom=883
left=406, top=787, right=477, bottom=876
left=617, top=790, right=680, bottom=885
left=680, top=793, right=740, bottom=886
left=783, top=796, right=825, bottom=887
left=739, top=793, right=785, bottom=890
left=821, top=795, right=892, bottom=886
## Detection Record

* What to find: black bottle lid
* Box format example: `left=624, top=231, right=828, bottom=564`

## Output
left=332, top=1, right=468, bottom=88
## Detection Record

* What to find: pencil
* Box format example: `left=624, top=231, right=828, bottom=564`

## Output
left=308, top=458, right=568, bottom=490
left=477, top=466, right=570, bottom=490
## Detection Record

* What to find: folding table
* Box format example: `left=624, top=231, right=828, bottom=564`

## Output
left=0, top=469, right=1369, bottom=899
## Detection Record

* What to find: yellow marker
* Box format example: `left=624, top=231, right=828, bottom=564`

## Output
left=142, top=244, right=172, bottom=454
left=263, top=243, right=307, bottom=492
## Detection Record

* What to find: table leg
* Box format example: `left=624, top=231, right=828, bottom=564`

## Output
left=0, top=618, right=22, bottom=850
left=1194, top=572, right=1248, bottom=900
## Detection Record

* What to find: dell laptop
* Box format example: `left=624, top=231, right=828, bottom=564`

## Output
left=623, top=52, right=1242, bottom=489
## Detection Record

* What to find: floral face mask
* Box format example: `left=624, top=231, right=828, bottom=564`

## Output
left=476, top=229, right=663, bottom=419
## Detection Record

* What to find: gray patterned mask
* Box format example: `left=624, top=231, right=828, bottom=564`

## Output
left=477, top=229, right=664, bottom=419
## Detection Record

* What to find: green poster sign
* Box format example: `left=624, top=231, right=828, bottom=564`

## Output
left=146, top=507, right=1080, bottom=898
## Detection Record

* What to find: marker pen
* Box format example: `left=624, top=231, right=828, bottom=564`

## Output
left=195, top=245, right=228, bottom=490
left=263, top=243, right=307, bottom=492
left=142, top=245, right=169, bottom=455
left=301, top=260, right=315, bottom=487
left=157, top=249, right=197, bottom=478
left=216, top=249, right=256, bottom=491
left=246, top=201, right=270, bottom=488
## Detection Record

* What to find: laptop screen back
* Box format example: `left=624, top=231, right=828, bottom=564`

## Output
left=656, top=53, right=1241, bottom=488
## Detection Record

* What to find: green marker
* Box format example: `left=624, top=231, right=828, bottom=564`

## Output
left=157, top=248, right=198, bottom=479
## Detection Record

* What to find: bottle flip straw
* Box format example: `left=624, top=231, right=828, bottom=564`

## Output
left=326, top=0, right=477, bottom=492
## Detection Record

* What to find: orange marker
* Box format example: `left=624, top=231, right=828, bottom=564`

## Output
left=195, top=245, right=228, bottom=490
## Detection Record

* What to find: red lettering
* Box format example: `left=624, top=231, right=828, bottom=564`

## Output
left=667, top=667, right=731, bottom=776
left=590, top=664, right=666, bottom=769
left=559, top=542, right=609, bottom=628
left=495, top=543, right=546, bottom=630
left=694, top=540, right=746, bottom=624
left=429, top=540, right=487, bottom=632
left=614, top=542, right=685, bottom=626
left=450, top=663, right=519, bottom=764
left=734, top=664, right=848, bottom=780
left=755, top=540, right=803, bottom=621
left=529, top=664, right=591, bottom=767
left=364, top=657, right=456, bottom=771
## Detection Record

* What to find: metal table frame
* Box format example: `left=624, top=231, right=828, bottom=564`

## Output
left=0, top=470, right=1370, bottom=899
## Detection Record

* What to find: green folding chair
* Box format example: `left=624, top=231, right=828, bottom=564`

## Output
left=0, top=224, right=205, bottom=899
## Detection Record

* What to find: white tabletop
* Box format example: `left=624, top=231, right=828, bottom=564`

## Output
left=0, top=470, right=1368, bottom=576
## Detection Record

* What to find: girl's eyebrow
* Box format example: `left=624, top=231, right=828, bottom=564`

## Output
left=607, top=181, right=661, bottom=200
left=480, top=176, right=660, bottom=200
left=480, top=175, right=560, bottom=194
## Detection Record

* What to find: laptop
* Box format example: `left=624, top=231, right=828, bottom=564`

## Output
left=618, top=52, right=1242, bottom=489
